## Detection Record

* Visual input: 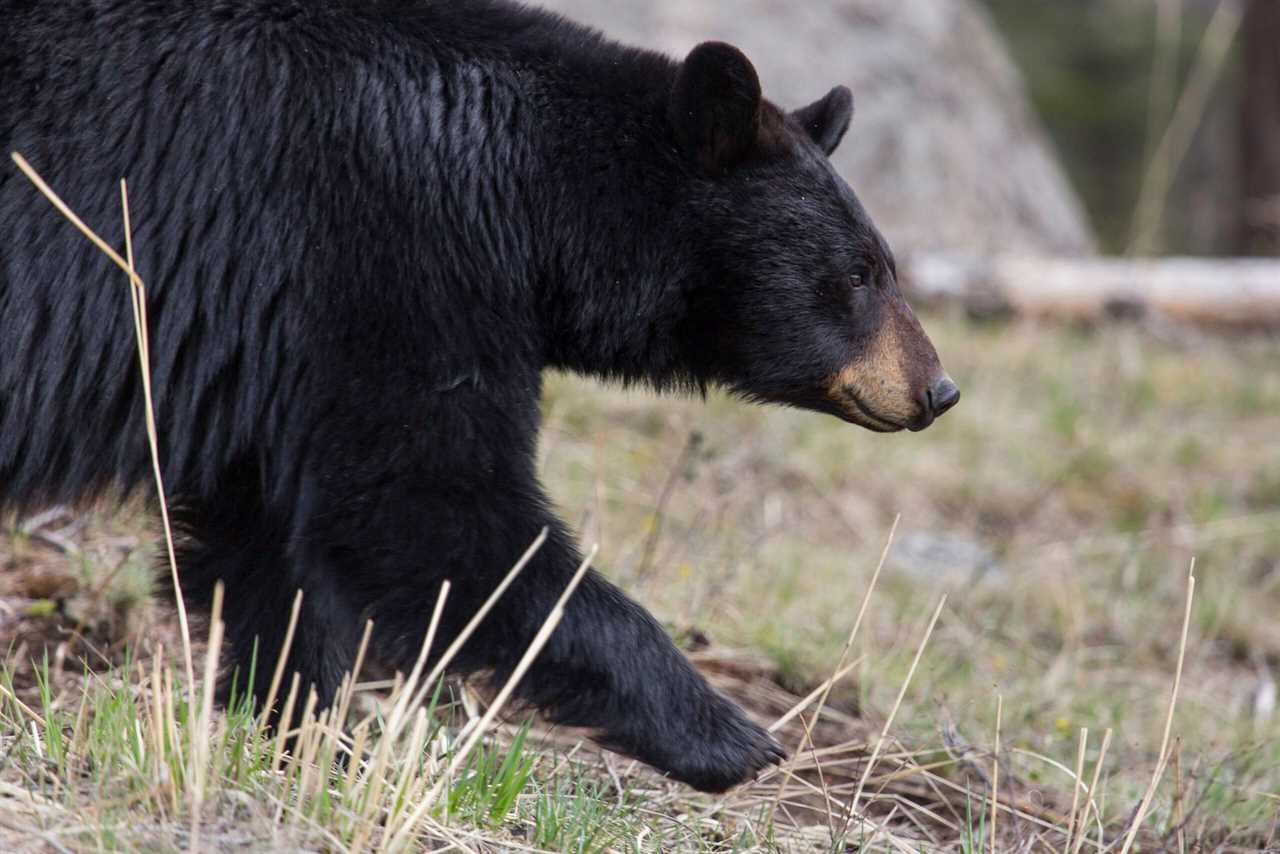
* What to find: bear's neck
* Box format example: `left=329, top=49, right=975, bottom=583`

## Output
left=516, top=50, right=708, bottom=392
left=350, top=7, right=710, bottom=392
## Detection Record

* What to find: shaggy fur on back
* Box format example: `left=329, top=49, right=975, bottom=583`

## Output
left=1, top=0, right=689, bottom=506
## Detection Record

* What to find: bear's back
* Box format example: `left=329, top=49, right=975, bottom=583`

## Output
left=0, top=0, right=621, bottom=508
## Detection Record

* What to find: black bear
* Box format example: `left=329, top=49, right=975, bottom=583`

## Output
left=0, top=0, right=958, bottom=791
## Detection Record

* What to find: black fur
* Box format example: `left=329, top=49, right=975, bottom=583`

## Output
left=1, top=0, right=914, bottom=791
left=794, top=86, right=854, bottom=157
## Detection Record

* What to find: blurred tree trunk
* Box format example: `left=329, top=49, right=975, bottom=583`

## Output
left=1239, top=0, right=1280, bottom=254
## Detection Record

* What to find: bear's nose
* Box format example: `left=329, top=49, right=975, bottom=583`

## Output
left=926, top=375, right=961, bottom=419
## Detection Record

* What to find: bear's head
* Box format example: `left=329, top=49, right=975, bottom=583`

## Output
left=672, top=42, right=959, bottom=432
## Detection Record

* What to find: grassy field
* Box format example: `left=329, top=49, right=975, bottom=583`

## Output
left=2, top=311, right=1278, bottom=851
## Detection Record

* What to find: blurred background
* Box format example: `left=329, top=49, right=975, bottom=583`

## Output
left=544, top=0, right=1279, bottom=260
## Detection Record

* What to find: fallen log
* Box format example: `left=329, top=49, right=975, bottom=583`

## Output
left=902, top=254, right=1280, bottom=329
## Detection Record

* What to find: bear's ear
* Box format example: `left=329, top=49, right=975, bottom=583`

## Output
left=670, top=41, right=763, bottom=173
left=792, top=86, right=854, bottom=156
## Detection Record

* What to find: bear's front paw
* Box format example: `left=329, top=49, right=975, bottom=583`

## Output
left=663, top=701, right=787, bottom=793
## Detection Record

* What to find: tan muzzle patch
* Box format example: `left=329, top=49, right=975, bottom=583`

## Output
left=826, top=321, right=926, bottom=432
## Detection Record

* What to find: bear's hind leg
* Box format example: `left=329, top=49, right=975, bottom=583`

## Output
left=172, top=473, right=360, bottom=720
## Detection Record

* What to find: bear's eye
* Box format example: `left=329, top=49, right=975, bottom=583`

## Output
left=849, top=273, right=866, bottom=289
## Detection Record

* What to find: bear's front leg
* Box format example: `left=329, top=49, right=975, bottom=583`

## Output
left=309, top=383, right=783, bottom=790
left=360, top=496, right=785, bottom=792
left=511, top=551, right=788, bottom=792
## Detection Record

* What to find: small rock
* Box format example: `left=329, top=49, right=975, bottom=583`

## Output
left=889, top=530, right=1005, bottom=587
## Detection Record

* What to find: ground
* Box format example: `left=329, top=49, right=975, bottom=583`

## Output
left=2, top=311, right=1278, bottom=851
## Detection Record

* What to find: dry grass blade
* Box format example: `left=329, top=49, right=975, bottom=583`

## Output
left=11, top=159, right=207, bottom=842
left=0, top=685, right=46, bottom=728
left=846, top=594, right=946, bottom=831
left=765, top=516, right=898, bottom=826
left=1119, top=562, right=1196, bottom=854
left=1066, top=727, right=1089, bottom=854
left=122, top=176, right=207, bottom=850
left=768, top=657, right=863, bottom=734
left=1075, top=728, right=1114, bottom=854
left=384, top=545, right=597, bottom=851
left=10, top=153, right=136, bottom=275
left=345, top=584, right=452, bottom=854
left=332, top=618, right=375, bottom=743
left=399, top=527, right=550, bottom=718
left=190, top=581, right=225, bottom=853
left=990, top=692, right=1001, bottom=854
left=255, top=589, right=304, bottom=738
left=120, top=177, right=196, bottom=690
left=10, top=159, right=196, bottom=711
left=1171, top=741, right=1185, bottom=854
left=385, top=581, right=451, bottom=741
left=272, top=673, right=302, bottom=774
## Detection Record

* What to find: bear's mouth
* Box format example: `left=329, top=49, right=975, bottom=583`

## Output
left=828, top=387, right=906, bottom=433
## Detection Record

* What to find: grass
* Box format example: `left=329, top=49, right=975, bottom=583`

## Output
left=538, top=314, right=1280, bottom=849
